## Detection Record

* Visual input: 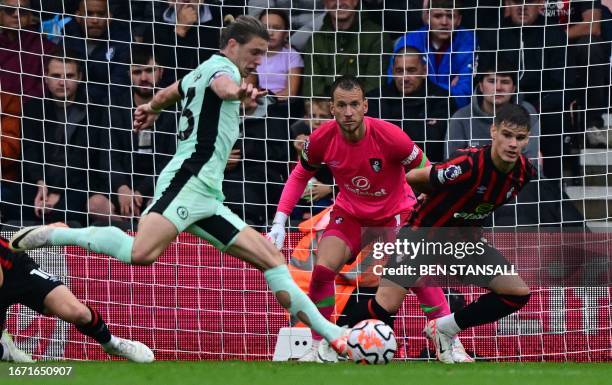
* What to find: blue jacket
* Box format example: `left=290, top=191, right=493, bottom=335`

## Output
left=389, top=26, right=476, bottom=108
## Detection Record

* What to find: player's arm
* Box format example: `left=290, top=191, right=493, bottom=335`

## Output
left=406, top=166, right=434, bottom=194
left=409, top=152, right=474, bottom=194
left=268, top=139, right=321, bottom=249
left=133, top=81, right=181, bottom=131
left=210, top=75, right=266, bottom=101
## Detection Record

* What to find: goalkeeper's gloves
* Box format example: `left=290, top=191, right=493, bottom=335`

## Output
left=267, top=212, right=288, bottom=250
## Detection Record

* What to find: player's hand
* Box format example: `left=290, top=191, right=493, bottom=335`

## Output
left=133, top=102, right=160, bottom=132
left=267, top=212, right=288, bottom=250
left=237, top=81, right=267, bottom=103
left=416, top=193, right=428, bottom=203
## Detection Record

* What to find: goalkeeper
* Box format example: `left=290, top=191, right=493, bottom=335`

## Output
left=268, top=75, right=471, bottom=363
left=10, top=15, right=351, bottom=358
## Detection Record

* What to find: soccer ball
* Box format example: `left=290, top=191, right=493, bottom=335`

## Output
left=347, top=319, right=396, bottom=364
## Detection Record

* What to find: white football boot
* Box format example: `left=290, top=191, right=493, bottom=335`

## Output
left=103, top=337, right=154, bottom=363
left=423, top=319, right=454, bottom=364
left=450, top=336, right=474, bottom=363
left=9, top=223, right=67, bottom=252
left=1, top=331, right=35, bottom=363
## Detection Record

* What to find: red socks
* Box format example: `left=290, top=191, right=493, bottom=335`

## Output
left=308, top=264, right=337, bottom=341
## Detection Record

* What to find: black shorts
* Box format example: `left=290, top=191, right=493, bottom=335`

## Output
left=0, top=254, right=64, bottom=325
left=382, top=237, right=513, bottom=289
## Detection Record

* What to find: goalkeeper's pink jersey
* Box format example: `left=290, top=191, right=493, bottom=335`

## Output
left=288, top=116, right=426, bottom=222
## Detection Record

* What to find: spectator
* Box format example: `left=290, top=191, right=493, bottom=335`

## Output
left=481, top=0, right=567, bottom=110
left=143, top=0, right=223, bottom=85
left=446, top=61, right=541, bottom=166
left=0, top=0, right=55, bottom=221
left=367, top=46, right=455, bottom=162
left=390, top=0, right=476, bottom=108
left=289, top=98, right=334, bottom=219
left=247, top=0, right=325, bottom=30
left=62, top=0, right=131, bottom=102
left=480, top=0, right=568, bottom=179
left=21, top=51, right=109, bottom=225
left=302, top=0, right=391, bottom=97
left=89, top=45, right=177, bottom=226
left=0, top=0, right=55, bottom=100
left=254, top=9, right=303, bottom=100
left=547, top=0, right=610, bottom=135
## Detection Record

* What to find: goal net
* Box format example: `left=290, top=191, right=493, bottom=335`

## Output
left=0, top=0, right=610, bottom=361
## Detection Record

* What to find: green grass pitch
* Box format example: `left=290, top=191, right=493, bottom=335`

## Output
left=1, top=361, right=611, bottom=385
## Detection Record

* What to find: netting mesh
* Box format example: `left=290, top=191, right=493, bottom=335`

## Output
left=0, top=0, right=610, bottom=361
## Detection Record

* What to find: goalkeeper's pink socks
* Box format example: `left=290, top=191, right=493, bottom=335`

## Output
left=264, top=265, right=343, bottom=342
left=308, top=264, right=337, bottom=341
left=49, top=226, right=134, bottom=264
left=411, top=287, right=451, bottom=320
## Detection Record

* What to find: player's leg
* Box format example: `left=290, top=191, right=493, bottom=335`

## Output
left=185, top=204, right=349, bottom=355
left=9, top=214, right=176, bottom=266
left=41, top=285, right=154, bottom=363
left=426, top=246, right=529, bottom=361
left=342, top=280, right=409, bottom=327
left=307, top=208, right=362, bottom=344
left=434, top=274, right=530, bottom=336
left=309, top=235, right=352, bottom=335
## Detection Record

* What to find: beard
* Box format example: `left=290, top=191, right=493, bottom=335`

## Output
left=133, top=85, right=154, bottom=98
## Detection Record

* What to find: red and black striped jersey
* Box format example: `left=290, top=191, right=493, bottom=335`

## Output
left=410, top=145, right=537, bottom=228
left=0, top=236, right=16, bottom=271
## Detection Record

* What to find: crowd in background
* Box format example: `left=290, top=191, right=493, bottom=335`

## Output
left=0, top=0, right=610, bottom=230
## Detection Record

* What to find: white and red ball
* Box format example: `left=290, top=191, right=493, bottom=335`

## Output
left=347, top=319, right=396, bottom=364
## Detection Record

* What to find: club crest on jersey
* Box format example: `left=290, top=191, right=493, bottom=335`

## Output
left=335, top=216, right=344, bottom=224
left=177, top=206, right=189, bottom=220
left=438, top=165, right=462, bottom=184
left=370, top=158, right=382, bottom=173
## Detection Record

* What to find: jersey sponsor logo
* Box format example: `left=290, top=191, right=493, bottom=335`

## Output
left=453, top=202, right=495, bottom=220
left=335, top=216, right=344, bottom=224
left=352, top=176, right=371, bottom=190
left=369, top=158, right=382, bottom=173
left=402, top=146, right=420, bottom=166
left=345, top=176, right=387, bottom=197
left=437, top=165, right=462, bottom=184
left=177, top=206, right=189, bottom=220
